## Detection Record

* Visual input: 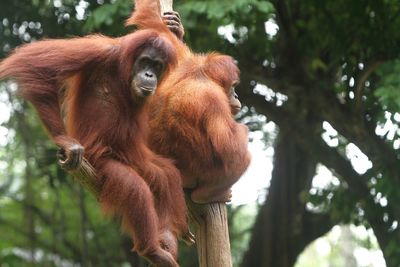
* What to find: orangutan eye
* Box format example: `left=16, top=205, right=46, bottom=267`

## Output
left=230, top=81, right=239, bottom=97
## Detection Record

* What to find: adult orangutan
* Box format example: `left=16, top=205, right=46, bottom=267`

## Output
left=129, top=0, right=251, bottom=204
left=0, top=2, right=190, bottom=266
left=148, top=53, right=251, bottom=203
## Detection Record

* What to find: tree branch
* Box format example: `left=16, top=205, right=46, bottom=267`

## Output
left=355, top=60, right=383, bottom=112
left=4, top=198, right=83, bottom=261
left=240, top=58, right=400, bottom=187
left=244, top=91, right=395, bottom=252
left=315, top=88, right=400, bottom=184
left=301, top=211, right=338, bottom=247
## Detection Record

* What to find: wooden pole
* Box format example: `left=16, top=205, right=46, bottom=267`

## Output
left=159, top=0, right=173, bottom=14
left=187, top=198, right=233, bottom=267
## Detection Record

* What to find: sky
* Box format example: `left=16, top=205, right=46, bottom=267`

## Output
left=231, top=128, right=273, bottom=205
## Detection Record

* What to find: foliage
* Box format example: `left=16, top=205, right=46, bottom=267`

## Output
left=172, top=0, right=400, bottom=266
left=375, top=60, right=400, bottom=112
left=2, top=0, right=400, bottom=266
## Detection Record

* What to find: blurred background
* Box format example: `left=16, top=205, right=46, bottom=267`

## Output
left=1, top=0, right=400, bottom=266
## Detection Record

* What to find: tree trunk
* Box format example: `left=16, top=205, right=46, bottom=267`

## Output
left=25, top=156, right=36, bottom=265
left=78, top=186, right=90, bottom=266
left=241, top=130, right=333, bottom=267
left=19, top=103, right=37, bottom=266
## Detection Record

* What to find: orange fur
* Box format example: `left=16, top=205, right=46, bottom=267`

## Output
left=0, top=4, right=189, bottom=266
left=128, top=0, right=251, bottom=204
left=149, top=51, right=251, bottom=203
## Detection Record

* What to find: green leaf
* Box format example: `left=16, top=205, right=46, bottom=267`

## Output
left=254, top=1, right=274, bottom=13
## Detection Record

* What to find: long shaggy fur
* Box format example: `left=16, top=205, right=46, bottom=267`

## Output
left=0, top=3, right=189, bottom=266
left=149, top=52, right=251, bottom=203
